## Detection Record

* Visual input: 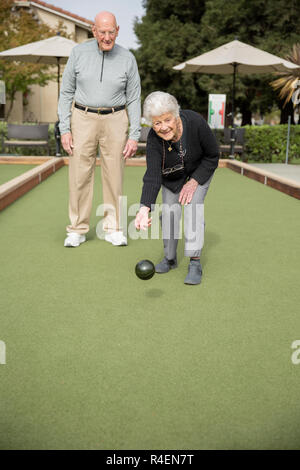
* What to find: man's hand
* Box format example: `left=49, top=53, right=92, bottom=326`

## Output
left=135, top=206, right=152, bottom=230
left=61, top=132, right=74, bottom=156
left=123, top=139, right=138, bottom=159
left=179, top=178, right=198, bottom=205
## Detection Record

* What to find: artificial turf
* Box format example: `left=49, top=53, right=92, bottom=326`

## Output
left=0, top=164, right=37, bottom=185
left=0, top=165, right=300, bottom=450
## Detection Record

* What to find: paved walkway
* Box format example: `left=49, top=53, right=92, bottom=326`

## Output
left=249, top=163, right=300, bottom=184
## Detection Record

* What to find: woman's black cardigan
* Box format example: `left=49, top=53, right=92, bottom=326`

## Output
left=140, top=109, right=220, bottom=208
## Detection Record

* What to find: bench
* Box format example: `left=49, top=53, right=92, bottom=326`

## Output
left=2, top=123, right=50, bottom=155
left=137, top=126, right=151, bottom=153
left=219, top=128, right=245, bottom=155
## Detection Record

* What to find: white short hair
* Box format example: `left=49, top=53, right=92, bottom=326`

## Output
left=143, top=91, right=180, bottom=125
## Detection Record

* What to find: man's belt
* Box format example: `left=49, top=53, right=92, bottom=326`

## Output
left=74, top=103, right=125, bottom=114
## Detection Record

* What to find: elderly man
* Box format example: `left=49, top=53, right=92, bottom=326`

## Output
left=58, top=11, right=141, bottom=247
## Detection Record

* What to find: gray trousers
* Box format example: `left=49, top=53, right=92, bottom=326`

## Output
left=161, top=176, right=212, bottom=259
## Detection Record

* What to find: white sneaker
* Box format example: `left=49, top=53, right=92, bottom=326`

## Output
left=64, top=232, right=86, bottom=247
left=104, top=231, right=127, bottom=246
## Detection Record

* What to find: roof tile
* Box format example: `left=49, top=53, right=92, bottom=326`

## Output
left=16, top=0, right=94, bottom=26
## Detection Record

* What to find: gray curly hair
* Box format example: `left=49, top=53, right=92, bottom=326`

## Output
left=143, top=91, right=180, bottom=126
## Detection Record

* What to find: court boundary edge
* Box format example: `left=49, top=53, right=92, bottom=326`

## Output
left=0, top=157, right=64, bottom=211
left=0, top=157, right=299, bottom=212
left=223, top=159, right=300, bottom=200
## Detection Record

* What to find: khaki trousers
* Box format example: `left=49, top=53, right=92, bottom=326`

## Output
left=67, top=106, right=129, bottom=234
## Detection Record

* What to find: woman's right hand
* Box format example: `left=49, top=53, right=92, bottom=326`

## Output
left=135, top=206, right=152, bottom=230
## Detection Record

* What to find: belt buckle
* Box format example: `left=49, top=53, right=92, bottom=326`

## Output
left=97, top=108, right=102, bottom=115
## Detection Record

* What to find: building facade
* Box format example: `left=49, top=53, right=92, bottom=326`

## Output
left=8, top=0, right=93, bottom=123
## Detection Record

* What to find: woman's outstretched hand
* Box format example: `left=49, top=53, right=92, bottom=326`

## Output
left=135, top=206, right=152, bottom=230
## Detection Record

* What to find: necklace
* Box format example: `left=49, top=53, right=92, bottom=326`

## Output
left=167, top=140, right=182, bottom=153
left=163, top=139, right=185, bottom=170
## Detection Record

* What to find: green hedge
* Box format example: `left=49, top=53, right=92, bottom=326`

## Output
left=215, top=124, right=300, bottom=163
left=1, top=121, right=300, bottom=162
left=242, top=124, right=300, bottom=163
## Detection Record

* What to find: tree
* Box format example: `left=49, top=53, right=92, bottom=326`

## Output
left=133, top=0, right=208, bottom=114
left=270, top=44, right=300, bottom=124
left=190, top=0, right=300, bottom=124
left=0, top=0, right=69, bottom=119
left=192, top=0, right=300, bottom=124
left=134, top=0, right=300, bottom=123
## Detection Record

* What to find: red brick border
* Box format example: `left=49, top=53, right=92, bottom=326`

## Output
left=0, top=158, right=64, bottom=211
left=1, top=157, right=299, bottom=211
left=223, top=159, right=300, bottom=200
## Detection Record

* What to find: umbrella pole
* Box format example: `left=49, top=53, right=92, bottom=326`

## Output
left=55, top=57, right=62, bottom=157
left=230, top=63, right=237, bottom=157
left=57, top=57, right=61, bottom=100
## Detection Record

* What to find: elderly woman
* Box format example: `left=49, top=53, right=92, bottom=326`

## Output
left=135, top=91, right=219, bottom=285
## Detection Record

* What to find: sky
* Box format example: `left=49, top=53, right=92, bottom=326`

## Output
left=47, top=0, right=145, bottom=49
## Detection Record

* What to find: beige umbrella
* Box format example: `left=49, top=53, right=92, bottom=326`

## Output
left=0, top=35, right=78, bottom=156
left=0, top=35, right=77, bottom=99
left=174, top=39, right=299, bottom=75
left=174, top=40, right=299, bottom=153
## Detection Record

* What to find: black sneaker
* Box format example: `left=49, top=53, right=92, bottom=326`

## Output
left=155, top=257, right=178, bottom=273
left=184, top=259, right=202, bottom=285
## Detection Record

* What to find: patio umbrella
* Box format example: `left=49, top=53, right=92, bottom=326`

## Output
left=0, top=35, right=77, bottom=156
left=0, top=35, right=77, bottom=99
left=173, top=39, right=300, bottom=154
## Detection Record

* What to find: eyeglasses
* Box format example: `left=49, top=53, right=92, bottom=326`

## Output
left=161, top=140, right=186, bottom=180
left=162, top=163, right=185, bottom=176
left=94, top=29, right=117, bottom=37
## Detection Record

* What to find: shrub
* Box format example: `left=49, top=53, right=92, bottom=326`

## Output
left=1, top=121, right=300, bottom=163
left=241, top=125, right=300, bottom=163
left=215, top=125, right=300, bottom=163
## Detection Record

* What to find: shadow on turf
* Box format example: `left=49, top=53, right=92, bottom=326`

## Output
left=144, top=288, right=164, bottom=298
left=203, top=230, right=221, bottom=252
